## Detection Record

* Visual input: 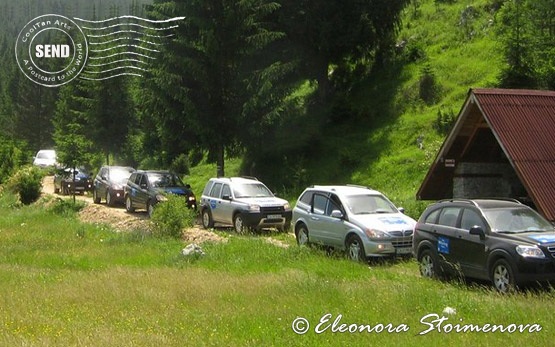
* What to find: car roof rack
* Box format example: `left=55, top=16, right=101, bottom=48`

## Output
left=437, top=198, right=522, bottom=206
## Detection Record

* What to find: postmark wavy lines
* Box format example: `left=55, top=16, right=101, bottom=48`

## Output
left=74, top=15, right=184, bottom=80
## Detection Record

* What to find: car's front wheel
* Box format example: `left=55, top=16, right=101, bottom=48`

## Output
left=491, top=259, right=515, bottom=293
left=234, top=214, right=245, bottom=233
left=125, top=195, right=135, bottom=213
left=202, top=209, right=214, bottom=229
left=147, top=201, right=155, bottom=218
left=346, top=235, right=366, bottom=262
left=106, top=190, right=114, bottom=206
left=419, top=249, right=438, bottom=279
left=92, top=188, right=101, bottom=204
left=295, top=224, right=309, bottom=246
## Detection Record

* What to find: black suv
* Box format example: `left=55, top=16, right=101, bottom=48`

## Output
left=124, top=170, right=197, bottom=217
left=413, top=199, right=555, bottom=292
left=92, top=166, right=135, bottom=206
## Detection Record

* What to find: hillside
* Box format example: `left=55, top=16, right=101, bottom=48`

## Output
left=300, top=0, right=504, bottom=218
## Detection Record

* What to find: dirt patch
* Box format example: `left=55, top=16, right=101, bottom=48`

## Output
left=42, top=176, right=227, bottom=244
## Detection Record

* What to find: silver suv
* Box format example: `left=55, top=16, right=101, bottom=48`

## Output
left=200, top=177, right=292, bottom=232
left=292, top=185, right=416, bottom=261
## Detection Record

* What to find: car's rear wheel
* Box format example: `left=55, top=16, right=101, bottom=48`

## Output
left=491, top=259, right=515, bottom=293
left=419, top=249, right=438, bottom=279
left=125, top=195, right=135, bottom=213
left=234, top=214, right=245, bottom=233
left=346, top=235, right=366, bottom=262
left=295, top=224, right=309, bottom=246
left=92, top=189, right=101, bottom=204
left=201, top=209, right=214, bottom=229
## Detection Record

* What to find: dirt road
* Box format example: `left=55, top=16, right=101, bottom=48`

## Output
left=42, top=176, right=226, bottom=244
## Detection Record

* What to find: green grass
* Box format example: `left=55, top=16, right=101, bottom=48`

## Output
left=0, top=203, right=554, bottom=346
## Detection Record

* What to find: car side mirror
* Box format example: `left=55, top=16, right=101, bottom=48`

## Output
left=222, top=194, right=232, bottom=201
left=330, top=210, right=344, bottom=219
left=140, top=183, right=148, bottom=189
left=398, top=207, right=405, bottom=214
left=101, top=175, right=107, bottom=180
left=469, top=226, right=486, bottom=240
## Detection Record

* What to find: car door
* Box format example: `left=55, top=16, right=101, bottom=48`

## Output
left=207, top=183, right=225, bottom=223
left=216, top=184, right=235, bottom=224
left=97, top=167, right=108, bottom=197
left=434, top=207, right=462, bottom=266
left=452, top=207, right=488, bottom=279
left=309, top=193, right=346, bottom=247
left=135, top=174, right=149, bottom=209
left=305, top=193, right=329, bottom=244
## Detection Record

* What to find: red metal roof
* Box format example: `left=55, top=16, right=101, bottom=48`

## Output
left=473, top=88, right=555, bottom=221
left=418, top=88, right=555, bottom=221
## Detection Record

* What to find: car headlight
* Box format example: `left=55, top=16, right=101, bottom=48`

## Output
left=516, top=245, right=545, bottom=259
left=188, top=196, right=196, bottom=202
left=283, top=203, right=290, bottom=210
left=364, top=228, right=388, bottom=239
left=156, top=194, right=168, bottom=202
left=248, top=204, right=260, bottom=212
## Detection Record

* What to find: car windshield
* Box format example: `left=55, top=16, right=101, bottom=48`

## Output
left=343, top=194, right=398, bottom=215
left=483, top=207, right=554, bottom=233
left=147, top=173, right=184, bottom=188
left=233, top=183, right=273, bottom=198
left=38, top=151, right=56, bottom=159
left=111, top=168, right=134, bottom=184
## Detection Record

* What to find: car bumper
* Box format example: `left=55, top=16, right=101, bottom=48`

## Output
left=241, top=210, right=293, bottom=229
left=363, top=237, right=413, bottom=257
left=515, top=258, right=555, bottom=284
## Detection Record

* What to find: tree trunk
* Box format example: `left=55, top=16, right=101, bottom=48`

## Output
left=216, top=143, right=225, bottom=177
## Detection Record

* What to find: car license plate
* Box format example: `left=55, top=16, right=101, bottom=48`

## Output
left=267, top=214, right=282, bottom=219
left=396, top=247, right=412, bottom=255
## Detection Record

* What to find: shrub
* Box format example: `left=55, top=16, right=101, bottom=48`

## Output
left=151, top=194, right=197, bottom=238
left=0, top=189, right=22, bottom=209
left=5, top=165, right=44, bottom=205
left=48, top=197, right=86, bottom=216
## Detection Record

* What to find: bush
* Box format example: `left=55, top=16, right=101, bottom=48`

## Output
left=0, top=189, right=22, bottom=209
left=151, top=194, right=197, bottom=238
left=48, top=197, right=86, bottom=216
left=5, top=165, right=44, bottom=205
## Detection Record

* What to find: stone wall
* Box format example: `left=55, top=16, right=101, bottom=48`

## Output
left=453, top=162, right=525, bottom=198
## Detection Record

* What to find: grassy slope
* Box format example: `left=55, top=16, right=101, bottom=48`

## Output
left=349, top=0, right=504, bottom=218
left=188, top=1, right=505, bottom=221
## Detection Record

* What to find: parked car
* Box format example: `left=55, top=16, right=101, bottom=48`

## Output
left=54, top=167, right=93, bottom=195
left=124, top=170, right=196, bottom=217
left=33, top=149, right=58, bottom=168
left=200, top=177, right=292, bottom=232
left=92, top=166, right=136, bottom=206
left=413, top=198, right=555, bottom=293
left=292, top=185, right=416, bottom=261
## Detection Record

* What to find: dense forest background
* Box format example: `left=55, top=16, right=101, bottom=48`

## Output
left=1, top=0, right=554, bottom=204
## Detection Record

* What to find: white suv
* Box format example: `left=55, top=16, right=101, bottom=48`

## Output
left=200, top=177, right=292, bottom=232
left=292, top=185, right=416, bottom=261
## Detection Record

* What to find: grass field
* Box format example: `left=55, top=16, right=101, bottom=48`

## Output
left=0, top=196, right=553, bottom=347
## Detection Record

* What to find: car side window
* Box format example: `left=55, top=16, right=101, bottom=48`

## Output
left=312, top=194, right=328, bottom=215
left=325, top=194, right=343, bottom=216
left=210, top=183, right=223, bottom=198
left=438, top=207, right=461, bottom=228
left=460, top=208, right=486, bottom=231
left=138, top=174, right=148, bottom=188
left=299, top=191, right=314, bottom=205
left=424, top=209, right=440, bottom=224
left=221, top=184, right=231, bottom=198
